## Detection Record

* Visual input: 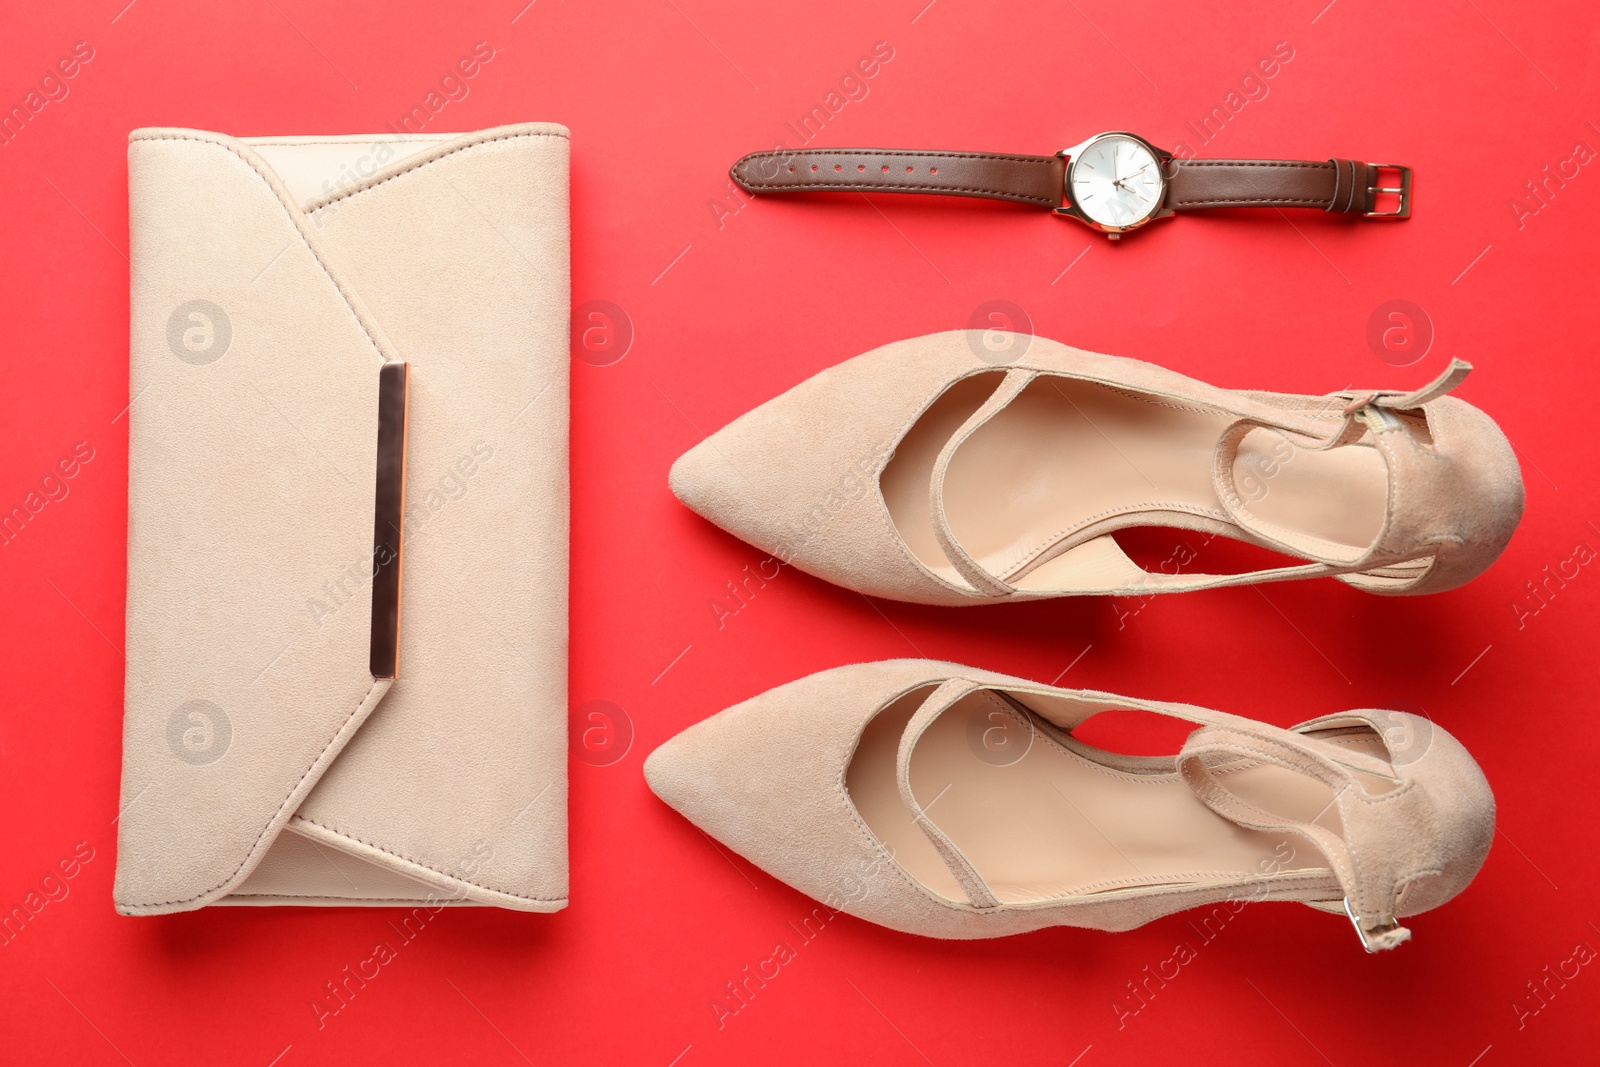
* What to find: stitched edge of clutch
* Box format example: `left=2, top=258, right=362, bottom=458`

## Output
left=292, top=815, right=568, bottom=906
left=307, top=127, right=568, bottom=213
left=130, top=129, right=397, bottom=364
left=117, top=678, right=387, bottom=912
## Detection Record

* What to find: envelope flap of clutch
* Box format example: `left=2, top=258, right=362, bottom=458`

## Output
left=117, top=125, right=570, bottom=914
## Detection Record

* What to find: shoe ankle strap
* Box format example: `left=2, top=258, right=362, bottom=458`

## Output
left=1212, top=359, right=1476, bottom=575
left=1337, top=358, right=1472, bottom=419
left=924, top=361, right=1481, bottom=598
left=1177, top=717, right=1440, bottom=951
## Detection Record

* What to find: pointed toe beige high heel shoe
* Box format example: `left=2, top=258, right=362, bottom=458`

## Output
left=669, top=332, right=1524, bottom=605
left=643, top=660, right=1494, bottom=948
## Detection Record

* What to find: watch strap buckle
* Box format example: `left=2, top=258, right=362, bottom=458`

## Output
left=1364, top=164, right=1412, bottom=218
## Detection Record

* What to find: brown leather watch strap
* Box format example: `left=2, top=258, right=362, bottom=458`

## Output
left=731, top=149, right=1065, bottom=209
left=1167, top=158, right=1380, bottom=214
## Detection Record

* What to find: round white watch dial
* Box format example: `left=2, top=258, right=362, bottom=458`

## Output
left=1068, top=135, right=1164, bottom=228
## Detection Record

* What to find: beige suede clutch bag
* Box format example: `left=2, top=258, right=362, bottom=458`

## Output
left=115, top=123, right=570, bottom=913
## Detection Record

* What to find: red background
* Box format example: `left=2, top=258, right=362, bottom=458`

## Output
left=2, top=0, right=1597, bottom=1063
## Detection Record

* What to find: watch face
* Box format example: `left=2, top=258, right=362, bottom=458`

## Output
left=1068, top=134, right=1165, bottom=229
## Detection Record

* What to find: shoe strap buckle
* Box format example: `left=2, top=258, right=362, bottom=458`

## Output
left=1342, top=897, right=1411, bottom=953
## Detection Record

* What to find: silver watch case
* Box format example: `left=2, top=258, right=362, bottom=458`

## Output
left=1056, top=131, right=1176, bottom=240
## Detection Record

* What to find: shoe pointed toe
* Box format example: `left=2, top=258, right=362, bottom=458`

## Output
left=645, top=663, right=889, bottom=845
left=643, top=661, right=990, bottom=934
left=666, top=333, right=988, bottom=603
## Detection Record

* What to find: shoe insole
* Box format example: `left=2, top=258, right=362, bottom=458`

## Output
left=881, top=376, right=1389, bottom=588
left=847, top=688, right=1388, bottom=905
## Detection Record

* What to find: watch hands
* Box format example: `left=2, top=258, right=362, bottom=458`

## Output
left=1109, top=157, right=1156, bottom=194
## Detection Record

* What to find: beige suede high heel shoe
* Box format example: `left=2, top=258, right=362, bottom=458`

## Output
left=669, top=332, right=1524, bottom=605
left=644, top=660, right=1494, bottom=948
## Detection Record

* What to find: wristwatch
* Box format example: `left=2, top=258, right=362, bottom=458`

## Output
left=729, top=131, right=1411, bottom=239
